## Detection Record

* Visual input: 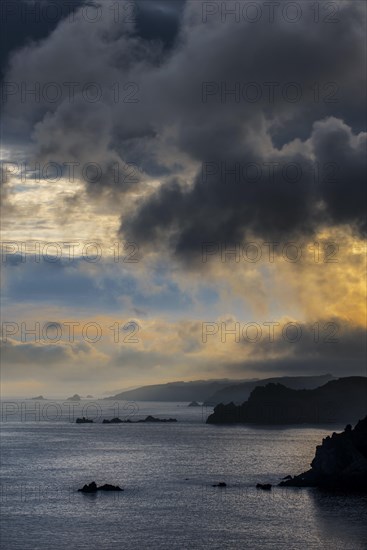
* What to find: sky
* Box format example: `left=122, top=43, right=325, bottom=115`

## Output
left=0, top=0, right=366, bottom=397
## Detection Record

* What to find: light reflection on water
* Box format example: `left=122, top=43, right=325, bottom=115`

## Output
left=1, top=401, right=366, bottom=549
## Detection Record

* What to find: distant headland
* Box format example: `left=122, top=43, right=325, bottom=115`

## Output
left=206, top=377, right=367, bottom=425
left=105, top=374, right=335, bottom=403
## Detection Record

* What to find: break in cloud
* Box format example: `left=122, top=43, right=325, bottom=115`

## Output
left=1, top=0, right=366, bottom=395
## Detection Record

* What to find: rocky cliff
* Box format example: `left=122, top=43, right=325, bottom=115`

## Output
left=279, top=416, right=367, bottom=490
left=206, top=377, right=367, bottom=425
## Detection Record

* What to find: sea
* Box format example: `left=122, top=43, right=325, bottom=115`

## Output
left=1, top=399, right=366, bottom=550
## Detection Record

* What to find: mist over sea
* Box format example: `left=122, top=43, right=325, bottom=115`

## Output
left=1, top=400, right=366, bottom=549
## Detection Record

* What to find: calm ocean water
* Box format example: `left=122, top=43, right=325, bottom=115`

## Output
left=1, top=400, right=366, bottom=549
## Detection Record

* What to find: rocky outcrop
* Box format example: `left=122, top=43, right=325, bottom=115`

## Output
left=78, top=482, right=98, bottom=493
left=75, top=417, right=94, bottom=423
left=78, top=482, right=123, bottom=493
left=102, top=417, right=124, bottom=424
left=137, top=415, right=177, bottom=423
left=279, top=416, right=367, bottom=490
left=67, top=394, right=81, bottom=401
left=102, top=416, right=177, bottom=424
left=207, top=377, right=367, bottom=425
left=188, top=401, right=200, bottom=407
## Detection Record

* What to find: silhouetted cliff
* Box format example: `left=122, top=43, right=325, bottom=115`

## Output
left=206, top=377, right=367, bottom=425
left=279, top=416, right=367, bottom=490
left=206, top=374, right=334, bottom=404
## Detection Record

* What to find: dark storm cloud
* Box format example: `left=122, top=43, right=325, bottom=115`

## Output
left=1, top=0, right=181, bottom=195
left=123, top=118, right=366, bottom=258
left=2, top=1, right=366, bottom=250
left=311, top=118, right=367, bottom=235
left=119, top=1, right=366, bottom=256
left=0, top=0, right=185, bottom=75
left=134, top=0, right=186, bottom=49
left=119, top=1, right=366, bottom=253
left=0, top=0, right=88, bottom=78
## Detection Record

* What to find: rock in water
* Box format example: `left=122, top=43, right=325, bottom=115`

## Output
left=78, top=482, right=123, bottom=493
left=78, top=482, right=97, bottom=493
left=102, top=417, right=123, bottom=424
left=138, top=416, right=177, bottom=423
left=67, top=394, right=81, bottom=401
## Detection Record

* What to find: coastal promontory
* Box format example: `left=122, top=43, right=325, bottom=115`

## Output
left=279, top=416, right=367, bottom=490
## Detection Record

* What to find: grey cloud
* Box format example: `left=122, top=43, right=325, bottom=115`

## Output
left=205, top=319, right=366, bottom=378
left=122, top=118, right=366, bottom=261
left=1, top=337, right=96, bottom=366
left=244, top=318, right=366, bottom=361
left=0, top=0, right=89, bottom=79
left=1, top=0, right=366, bottom=252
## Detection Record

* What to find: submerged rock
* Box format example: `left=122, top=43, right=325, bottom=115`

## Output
left=212, top=482, right=227, bottom=487
left=279, top=416, right=367, bottom=491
